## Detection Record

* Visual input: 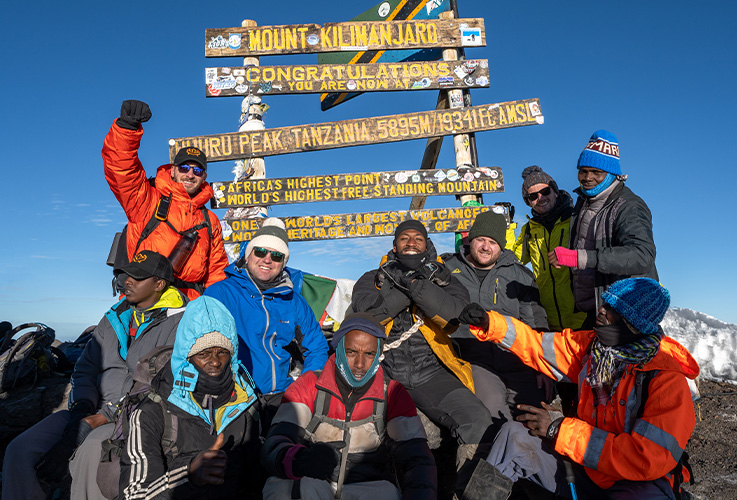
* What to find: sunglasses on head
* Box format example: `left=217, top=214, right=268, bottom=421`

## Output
left=176, top=164, right=205, bottom=177
left=253, top=247, right=285, bottom=262
left=525, top=186, right=552, bottom=202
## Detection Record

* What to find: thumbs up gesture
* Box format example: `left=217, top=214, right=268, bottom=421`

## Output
left=188, top=433, right=227, bottom=486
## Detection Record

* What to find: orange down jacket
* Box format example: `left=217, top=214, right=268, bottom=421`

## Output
left=471, top=312, right=699, bottom=490
left=102, top=121, right=227, bottom=299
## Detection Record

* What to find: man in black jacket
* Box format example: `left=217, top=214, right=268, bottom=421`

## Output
left=549, top=130, right=658, bottom=327
left=350, top=220, right=494, bottom=495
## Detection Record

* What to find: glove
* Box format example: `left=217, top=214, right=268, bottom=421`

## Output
left=417, top=261, right=451, bottom=286
left=292, top=441, right=345, bottom=480
left=458, top=303, right=489, bottom=330
left=35, top=419, right=93, bottom=485
left=378, top=260, right=413, bottom=294
left=553, top=247, right=578, bottom=268
left=117, top=100, right=152, bottom=130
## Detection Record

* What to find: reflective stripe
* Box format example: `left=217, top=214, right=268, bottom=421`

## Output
left=623, top=388, right=639, bottom=434
left=541, top=332, right=568, bottom=382
left=500, top=316, right=516, bottom=348
left=582, top=427, right=608, bottom=470
left=633, top=419, right=684, bottom=463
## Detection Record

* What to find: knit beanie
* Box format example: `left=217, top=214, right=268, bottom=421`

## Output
left=468, top=209, right=507, bottom=248
left=577, top=129, right=622, bottom=175
left=394, top=219, right=428, bottom=242
left=330, top=312, right=387, bottom=349
left=521, top=165, right=558, bottom=202
left=245, top=217, right=289, bottom=262
left=601, top=278, right=670, bottom=335
left=188, top=331, right=235, bottom=358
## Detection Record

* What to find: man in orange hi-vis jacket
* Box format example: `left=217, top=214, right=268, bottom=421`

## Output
left=457, top=277, right=698, bottom=500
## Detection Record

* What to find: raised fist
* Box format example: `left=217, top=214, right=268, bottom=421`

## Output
left=117, top=100, right=152, bottom=130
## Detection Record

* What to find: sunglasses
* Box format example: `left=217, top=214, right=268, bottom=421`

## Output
left=525, top=186, right=552, bottom=202
left=176, top=164, right=205, bottom=177
left=253, top=247, right=285, bottom=262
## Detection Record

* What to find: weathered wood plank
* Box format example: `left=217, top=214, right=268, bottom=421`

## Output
left=205, top=18, right=485, bottom=57
left=169, top=98, right=544, bottom=163
left=222, top=205, right=495, bottom=243
left=205, top=59, right=489, bottom=97
left=210, top=167, right=503, bottom=208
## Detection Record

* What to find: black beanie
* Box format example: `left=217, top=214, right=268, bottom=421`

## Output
left=521, top=165, right=558, bottom=204
left=468, top=210, right=507, bottom=248
left=394, top=219, right=428, bottom=242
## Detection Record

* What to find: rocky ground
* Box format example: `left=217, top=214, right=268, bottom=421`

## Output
left=0, top=378, right=735, bottom=499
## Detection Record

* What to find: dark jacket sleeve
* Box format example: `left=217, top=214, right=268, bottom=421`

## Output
left=351, top=270, right=411, bottom=325
left=406, top=274, right=470, bottom=332
left=514, top=264, right=549, bottom=330
left=69, top=324, right=104, bottom=410
left=589, top=190, right=657, bottom=277
left=261, top=421, right=306, bottom=478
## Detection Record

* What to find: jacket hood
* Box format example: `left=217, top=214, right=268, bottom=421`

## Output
left=168, top=296, right=255, bottom=420
left=155, top=164, right=214, bottom=209
left=647, top=335, right=700, bottom=380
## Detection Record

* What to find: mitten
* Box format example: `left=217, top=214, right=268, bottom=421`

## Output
left=117, top=100, right=152, bottom=130
left=458, top=303, right=490, bottom=330
left=418, top=261, right=451, bottom=286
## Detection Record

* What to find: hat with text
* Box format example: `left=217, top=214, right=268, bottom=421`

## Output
left=173, top=147, right=207, bottom=170
left=115, top=250, right=174, bottom=283
left=577, top=129, right=621, bottom=175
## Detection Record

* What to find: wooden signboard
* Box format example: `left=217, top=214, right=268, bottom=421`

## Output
left=211, top=167, right=503, bottom=208
left=222, top=205, right=495, bottom=243
left=205, top=18, right=485, bottom=57
left=318, top=0, right=451, bottom=110
left=169, top=98, right=543, bottom=162
left=205, top=59, right=489, bottom=97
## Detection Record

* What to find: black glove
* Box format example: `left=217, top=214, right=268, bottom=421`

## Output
left=416, top=261, right=451, bottom=286
left=292, top=441, right=345, bottom=480
left=378, top=260, right=414, bottom=294
left=117, top=100, right=152, bottom=130
left=458, top=303, right=489, bottom=330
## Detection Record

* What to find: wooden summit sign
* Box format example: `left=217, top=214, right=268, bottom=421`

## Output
left=222, top=205, right=494, bottom=243
left=211, top=167, right=503, bottom=208
left=205, top=59, right=489, bottom=97
left=205, top=18, right=485, bottom=57
left=169, top=98, right=543, bottom=162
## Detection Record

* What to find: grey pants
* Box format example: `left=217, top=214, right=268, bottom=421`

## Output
left=2, top=411, right=113, bottom=500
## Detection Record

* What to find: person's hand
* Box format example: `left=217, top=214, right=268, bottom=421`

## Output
left=117, top=100, right=152, bottom=130
left=536, top=374, right=556, bottom=403
left=292, top=441, right=345, bottom=480
left=458, top=303, right=489, bottom=330
left=35, top=419, right=92, bottom=485
left=188, top=433, right=227, bottom=486
left=550, top=247, right=577, bottom=269
left=417, top=262, right=451, bottom=286
left=514, top=402, right=564, bottom=440
left=378, top=261, right=412, bottom=294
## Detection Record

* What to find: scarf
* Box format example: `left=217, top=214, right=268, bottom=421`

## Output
left=586, top=328, right=662, bottom=408
left=395, top=250, right=430, bottom=271
left=580, top=173, right=615, bottom=197
left=335, top=336, right=382, bottom=388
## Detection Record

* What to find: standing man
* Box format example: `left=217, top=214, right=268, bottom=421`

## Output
left=459, top=278, right=698, bottom=500
left=549, top=130, right=658, bottom=326
left=443, top=209, right=550, bottom=430
left=103, top=99, right=228, bottom=300
left=261, top=313, right=436, bottom=500
left=204, top=218, right=329, bottom=427
left=513, top=166, right=586, bottom=331
left=2, top=251, right=186, bottom=500
left=350, top=220, right=494, bottom=496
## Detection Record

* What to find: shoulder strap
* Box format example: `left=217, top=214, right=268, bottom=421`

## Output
left=634, top=369, right=657, bottom=420
left=151, top=394, right=179, bottom=458
left=372, top=379, right=389, bottom=438
left=305, top=388, right=331, bottom=434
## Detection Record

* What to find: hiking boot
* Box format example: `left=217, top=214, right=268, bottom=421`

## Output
left=460, top=459, right=513, bottom=500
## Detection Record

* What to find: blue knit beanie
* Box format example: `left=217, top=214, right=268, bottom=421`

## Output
left=577, top=129, right=622, bottom=175
left=330, top=313, right=387, bottom=349
left=602, top=278, right=670, bottom=335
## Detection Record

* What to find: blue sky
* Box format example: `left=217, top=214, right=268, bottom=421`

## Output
left=1, top=1, right=735, bottom=340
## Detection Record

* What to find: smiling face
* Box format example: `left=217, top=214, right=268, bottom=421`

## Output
left=124, top=275, right=166, bottom=309
left=578, top=167, right=608, bottom=191
left=171, top=161, right=207, bottom=196
left=393, top=229, right=427, bottom=256
left=526, top=182, right=558, bottom=215
left=343, top=330, right=379, bottom=381
left=190, top=345, right=231, bottom=378
left=246, top=246, right=285, bottom=282
left=467, top=236, right=502, bottom=269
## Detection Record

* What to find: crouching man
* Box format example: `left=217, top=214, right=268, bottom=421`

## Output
left=261, top=313, right=437, bottom=500
left=458, top=278, right=698, bottom=500
left=120, top=296, right=262, bottom=499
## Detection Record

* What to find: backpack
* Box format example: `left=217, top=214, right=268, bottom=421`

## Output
left=107, top=178, right=213, bottom=295
left=53, top=326, right=95, bottom=375
left=97, top=345, right=179, bottom=500
left=0, top=323, right=56, bottom=394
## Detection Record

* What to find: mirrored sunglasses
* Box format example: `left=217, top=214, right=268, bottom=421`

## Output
left=253, top=246, right=285, bottom=262
left=525, top=186, right=552, bottom=202
left=176, top=164, right=205, bottom=177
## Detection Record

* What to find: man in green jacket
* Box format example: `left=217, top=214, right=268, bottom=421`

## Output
left=513, top=166, right=586, bottom=331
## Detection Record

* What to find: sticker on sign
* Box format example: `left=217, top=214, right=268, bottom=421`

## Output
left=461, top=28, right=482, bottom=46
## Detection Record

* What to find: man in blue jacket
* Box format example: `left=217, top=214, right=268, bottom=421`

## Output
left=204, top=218, right=328, bottom=429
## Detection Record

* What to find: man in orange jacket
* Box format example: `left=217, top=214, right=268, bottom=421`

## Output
left=458, top=277, right=698, bottom=500
left=102, top=100, right=228, bottom=299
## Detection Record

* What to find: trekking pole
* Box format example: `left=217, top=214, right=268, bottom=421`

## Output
left=564, top=460, right=579, bottom=500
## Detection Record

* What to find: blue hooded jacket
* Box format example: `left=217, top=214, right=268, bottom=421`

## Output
left=167, top=296, right=256, bottom=431
left=204, top=256, right=328, bottom=395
